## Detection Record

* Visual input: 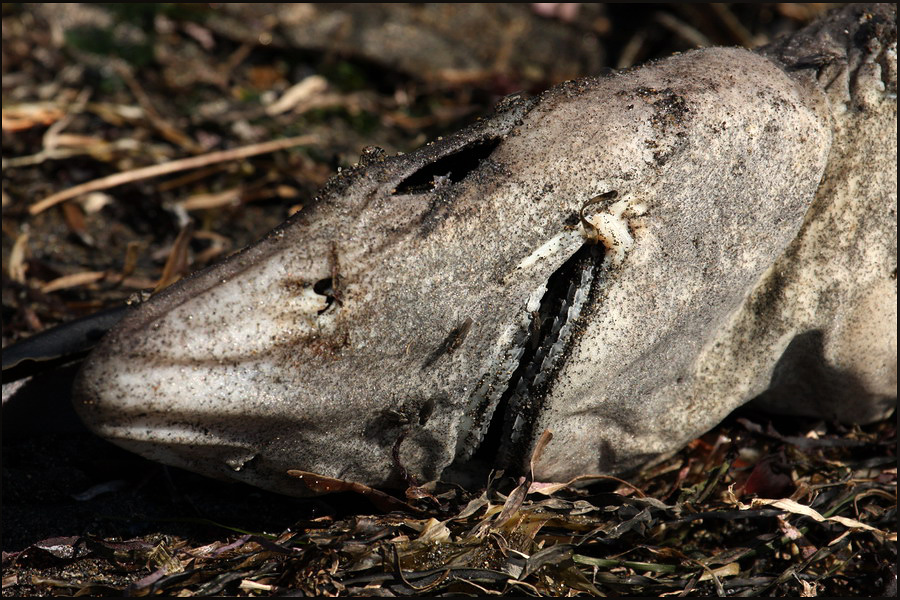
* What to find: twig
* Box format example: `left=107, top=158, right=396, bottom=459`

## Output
left=29, top=135, right=319, bottom=215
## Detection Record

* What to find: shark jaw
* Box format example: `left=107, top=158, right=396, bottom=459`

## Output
left=464, top=242, right=606, bottom=467
left=450, top=189, right=647, bottom=475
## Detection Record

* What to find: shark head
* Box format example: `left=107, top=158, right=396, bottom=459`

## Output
left=73, top=47, right=833, bottom=496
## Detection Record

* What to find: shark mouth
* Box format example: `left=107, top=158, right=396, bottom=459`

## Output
left=452, top=241, right=606, bottom=474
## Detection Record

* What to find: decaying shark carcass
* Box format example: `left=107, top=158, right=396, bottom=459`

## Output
left=73, top=4, right=897, bottom=497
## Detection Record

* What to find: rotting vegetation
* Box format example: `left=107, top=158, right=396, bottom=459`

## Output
left=2, top=4, right=895, bottom=597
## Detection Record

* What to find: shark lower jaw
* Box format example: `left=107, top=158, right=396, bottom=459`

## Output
left=450, top=241, right=606, bottom=477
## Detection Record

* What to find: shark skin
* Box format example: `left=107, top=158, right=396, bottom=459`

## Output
left=73, top=5, right=896, bottom=497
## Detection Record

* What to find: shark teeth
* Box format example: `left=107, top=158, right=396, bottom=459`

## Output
left=501, top=244, right=602, bottom=460
left=455, top=241, right=604, bottom=469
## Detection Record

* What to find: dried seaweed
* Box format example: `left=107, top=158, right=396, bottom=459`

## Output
left=2, top=413, right=894, bottom=597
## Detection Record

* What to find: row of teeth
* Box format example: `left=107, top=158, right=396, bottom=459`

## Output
left=505, top=253, right=597, bottom=452
left=453, top=337, right=525, bottom=461
left=454, top=245, right=599, bottom=463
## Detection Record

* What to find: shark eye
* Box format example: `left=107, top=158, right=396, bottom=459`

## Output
left=392, top=138, right=502, bottom=195
left=313, top=277, right=337, bottom=314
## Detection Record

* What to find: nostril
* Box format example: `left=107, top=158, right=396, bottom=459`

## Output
left=313, top=278, right=336, bottom=314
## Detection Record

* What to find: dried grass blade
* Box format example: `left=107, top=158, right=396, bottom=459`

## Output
left=750, top=498, right=895, bottom=541
left=40, top=271, right=107, bottom=293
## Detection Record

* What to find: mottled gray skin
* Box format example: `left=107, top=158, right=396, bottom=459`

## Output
left=74, top=4, right=896, bottom=496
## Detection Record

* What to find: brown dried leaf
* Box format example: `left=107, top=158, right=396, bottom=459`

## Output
left=1, top=103, right=65, bottom=131
left=266, top=75, right=329, bottom=116
left=178, top=188, right=243, bottom=211
left=153, top=221, right=195, bottom=294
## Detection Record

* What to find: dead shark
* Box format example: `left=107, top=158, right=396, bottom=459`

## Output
left=73, top=4, right=897, bottom=497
